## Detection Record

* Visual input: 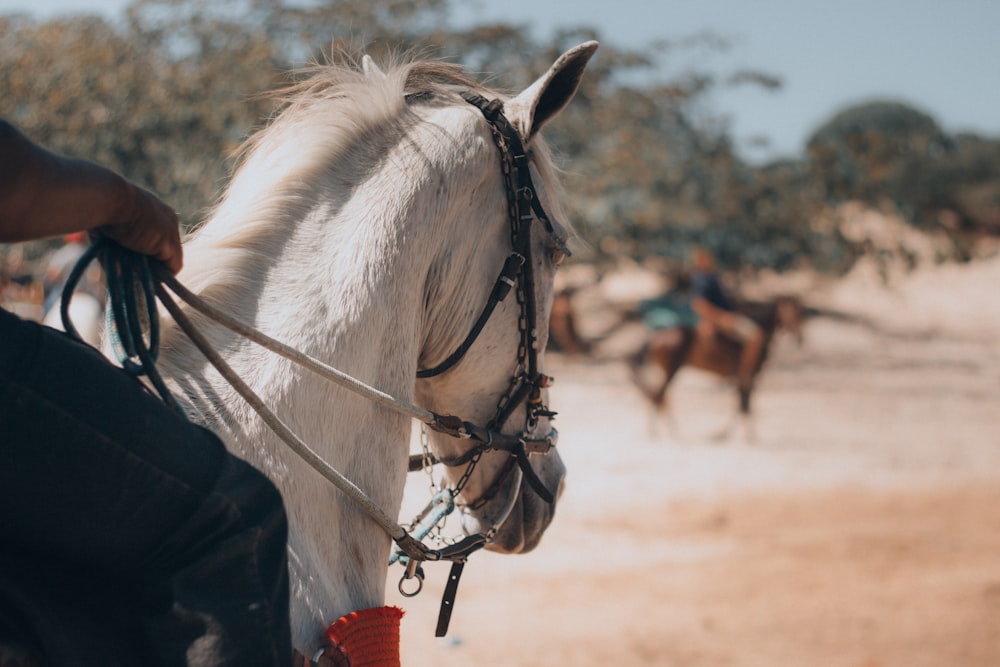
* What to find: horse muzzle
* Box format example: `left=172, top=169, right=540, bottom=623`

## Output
left=463, top=445, right=566, bottom=554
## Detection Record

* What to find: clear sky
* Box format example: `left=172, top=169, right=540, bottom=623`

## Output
left=3, top=0, right=998, bottom=164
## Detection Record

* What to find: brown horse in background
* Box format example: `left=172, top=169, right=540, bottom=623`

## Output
left=629, top=295, right=804, bottom=440
left=548, top=286, right=590, bottom=356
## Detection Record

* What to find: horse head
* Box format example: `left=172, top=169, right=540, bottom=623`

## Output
left=413, top=42, right=598, bottom=554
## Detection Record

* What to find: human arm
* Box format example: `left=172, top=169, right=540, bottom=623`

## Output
left=691, top=295, right=733, bottom=323
left=0, top=119, right=183, bottom=274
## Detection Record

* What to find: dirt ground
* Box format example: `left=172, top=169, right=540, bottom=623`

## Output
left=387, top=255, right=1000, bottom=666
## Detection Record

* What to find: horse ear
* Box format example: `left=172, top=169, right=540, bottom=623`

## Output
left=362, top=55, right=387, bottom=80
left=504, top=41, right=599, bottom=142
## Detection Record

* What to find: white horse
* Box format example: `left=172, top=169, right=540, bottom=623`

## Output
left=155, top=42, right=598, bottom=656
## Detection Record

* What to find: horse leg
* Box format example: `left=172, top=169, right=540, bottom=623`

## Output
left=741, top=412, right=758, bottom=443
left=649, top=329, right=694, bottom=441
left=548, top=290, right=588, bottom=356
left=647, top=374, right=678, bottom=441
left=717, top=336, right=760, bottom=444
left=626, top=340, right=661, bottom=438
left=707, top=381, right=746, bottom=443
left=736, top=383, right=758, bottom=442
left=657, top=358, right=686, bottom=441
left=629, top=328, right=695, bottom=441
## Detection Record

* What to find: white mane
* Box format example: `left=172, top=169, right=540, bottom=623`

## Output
left=184, top=63, right=458, bottom=295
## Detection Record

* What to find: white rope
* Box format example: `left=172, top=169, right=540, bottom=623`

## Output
left=159, top=273, right=437, bottom=427
left=154, top=280, right=409, bottom=541
left=153, top=272, right=517, bottom=563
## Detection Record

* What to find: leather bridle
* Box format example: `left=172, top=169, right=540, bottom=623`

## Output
left=388, top=92, right=566, bottom=638
left=411, top=91, right=564, bottom=510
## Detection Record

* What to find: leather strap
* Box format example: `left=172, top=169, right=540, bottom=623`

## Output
left=434, top=561, right=466, bottom=637
left=417, top=253, right=525, bottom=378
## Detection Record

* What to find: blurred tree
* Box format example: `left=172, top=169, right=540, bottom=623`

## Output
left=5, top=2, right=993, bottom=276
left=0, top=10, right=280, bottom=228
left=806, top=100, right=1000, bottom=260
left=913, top=133, right=1000, bottom=238
left=806, top=100, right=948, bottom=207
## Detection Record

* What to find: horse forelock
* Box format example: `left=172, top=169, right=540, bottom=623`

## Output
left=229, top=58, right=492, bottom=190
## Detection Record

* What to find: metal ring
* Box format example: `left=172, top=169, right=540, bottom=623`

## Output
left=398, top=571, right=424, bottom=598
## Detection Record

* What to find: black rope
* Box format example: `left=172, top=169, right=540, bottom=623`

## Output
left=61, top=238, right=185, bottom=416
left=58, top=240, right=103, bottom=343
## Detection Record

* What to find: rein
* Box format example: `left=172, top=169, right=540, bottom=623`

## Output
left=61, top=92, right=561, bottom=644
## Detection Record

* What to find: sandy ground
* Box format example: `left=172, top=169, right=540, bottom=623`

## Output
left=386, top=255, right=1000, bottom=666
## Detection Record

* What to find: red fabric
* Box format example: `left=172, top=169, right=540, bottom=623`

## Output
left=320, top=606, right=404, bottom=667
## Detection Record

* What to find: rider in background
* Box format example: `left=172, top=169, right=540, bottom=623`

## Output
left=0, top=118, right=292, bottom=667
left=689, top=247, right=766, bottom=398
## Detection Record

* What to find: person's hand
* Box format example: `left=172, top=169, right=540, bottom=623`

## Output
left=0, top=119, right=184, bottom=274
left=97, top=181, right=184, bottom=275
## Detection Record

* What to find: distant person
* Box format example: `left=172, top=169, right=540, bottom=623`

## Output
left=688, top=247, right=765, bottom=395
left=0, top=118, right=292, bottom=667
left=637, top=266, right=698, bottom=332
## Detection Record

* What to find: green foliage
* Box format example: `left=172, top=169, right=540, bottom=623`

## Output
left=0, top=9, right=281, bottom=224
left=806, top=100, right=948, bottom=205
left=806, top=100, right=1000, bottom=260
